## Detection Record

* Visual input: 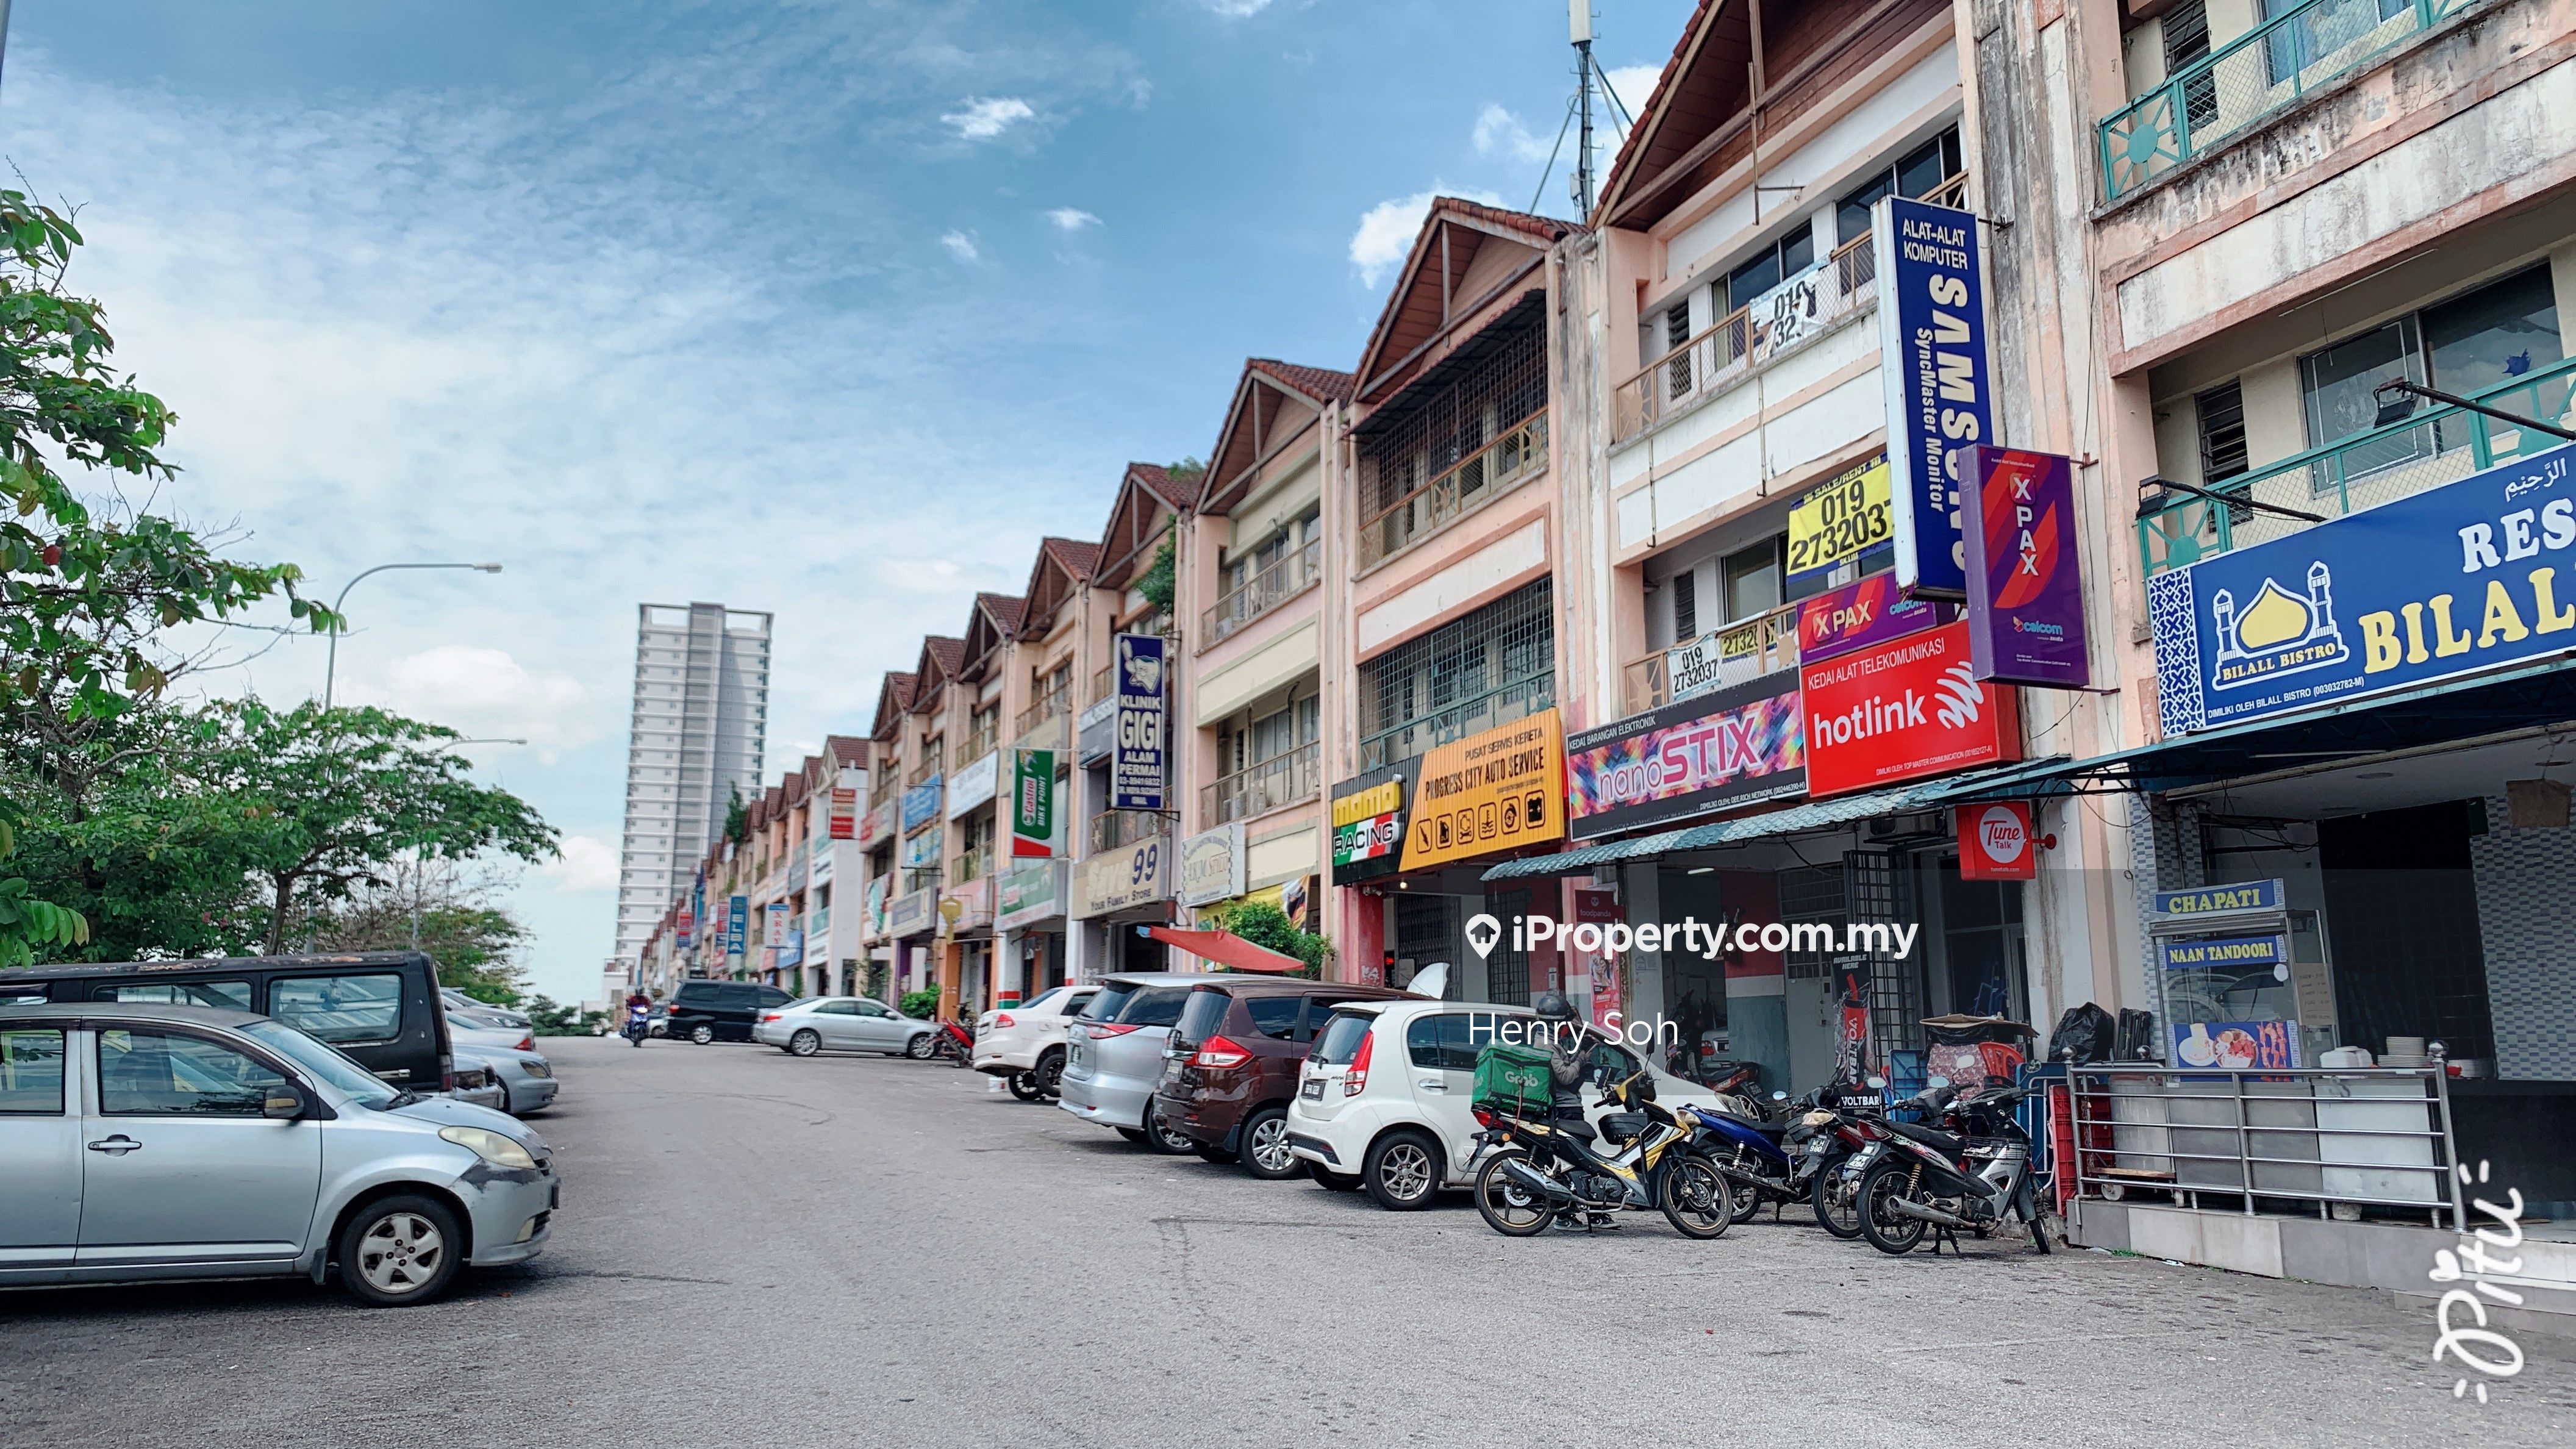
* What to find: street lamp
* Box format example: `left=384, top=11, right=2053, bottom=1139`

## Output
left=323, top=562, right=504, bottom=710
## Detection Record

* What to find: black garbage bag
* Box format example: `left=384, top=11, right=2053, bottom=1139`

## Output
left=2047, top=1003, right=2116, bottom=1064
left=2114, top=1008, right=2159, bottom=1062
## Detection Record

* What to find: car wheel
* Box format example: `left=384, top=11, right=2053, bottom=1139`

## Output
left=789, top=1029, right=821, bottom=1057
left=1144, top=1112, right=1197, bottom=1155
left=1034, top=1049, right=1065, bottom=1100
left=1115, top=1126, right=1150, bottom=1145
left=1239, top=1106, right=1300, bottom=1181
left=1309, top=1165, right=1362, bottom=1192
left=1363, top=1130, right=1440, bottom=1211
left=689, top=1023, right=715, bottom=1045
left=1007, top=1071, right=1044, bottom=1102
left=904, top=1032, right=934, bottom=1060
left=336, top=1193, right=463, bottom=1307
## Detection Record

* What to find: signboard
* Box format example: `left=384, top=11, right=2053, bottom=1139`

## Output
left=1961, top=446, right=2090, bottom=688
left=1665, top=631, right=1725, bottom=706
left=828, top=786, right=857, bottom=840
left=1403, top=709, right=1566, bottom=870
left=1874, top=195, right=1991, bottom=599
left=2158, top=935, right=2284, bottom=971
left=764, top=901, right=789, bottom=949
left=1178, top=822, right=1246, bottom=907
left=1787, top=454, right=1894, bottom=581
left=1800, top=620, right=2020, bottom=798
left=1010, top=749, right=1055, bottom=858
left=1075, top=833, right=1170, bottom=918
left=946, top=749, right=999, bottom=820
left=2172, top=1018, right=2300, bottom=1070
left=675, top=905, right=695, bottom=951
left=857, top=799, right=890, bottom=850
left=1330, top=771, right=1408, bottom=886
left=2152, top=880, right=2284, bottom=919
left=901, top=825, right=940, bottom=871
left=939, top=876, right=995, bottom=934
left=2150, top=442, right=2576, bottom=735
left=1955, top=800, right=2036, bottom=880
left=995, top=859, right=1065, bottom=931
left=900, top=775, right=943, bottom=834
left=1567, top=890, right=1623, bottom=1031
left=780, top=929, right=803, bottom=970
left=725, top=895, right=749, bottom=964
left=1797, top=571, right=1956, bottom=665
left=1565, top=678, right=1805, bottom=840
left=885, top=884, right=937, bottom=938
left=864, top=875, right=887, bottom=937
left=1111, top=632, right=1168, bottom=810
left=1753, top=264, right=1828, bottom=359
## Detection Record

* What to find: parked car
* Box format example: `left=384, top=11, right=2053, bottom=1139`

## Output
left=665, top=979, right=795, bottom=1044
left=478, top=1045, right=558, bottom=1115
left=0, top=1001, right=558, bottom=1305
left=1149, top=978, right=1414, bottom=1179
left=972, top=984, right=1097, bottom=1099
left=751, top=996, right=937, bottom=1057
left=1284, top=998, right=1724, bottom=1211
left=0, top=952, right=455, bottom=1096
left=444, top=1014, right=536, bottom=1056
left=448, top=1050, right=507, bottom=1111
left=1057, top=974, right=1200, bottom=1151
left=440, top=988, right=529, bottom=1031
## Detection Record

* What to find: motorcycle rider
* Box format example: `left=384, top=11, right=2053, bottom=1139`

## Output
left=1531, top=991, right=1608, bottom=1229
left=623, top=989, right=653, bottom=1040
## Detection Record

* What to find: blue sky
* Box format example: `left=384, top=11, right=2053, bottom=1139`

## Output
left=4, top=0, right=1689, bottom=1005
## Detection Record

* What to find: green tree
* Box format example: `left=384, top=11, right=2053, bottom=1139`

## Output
left=306, top=858, right=531, bottom=1003
left=1215, top=899, right=1327, bottom=979
left=723, top=786, right=748, bottom=845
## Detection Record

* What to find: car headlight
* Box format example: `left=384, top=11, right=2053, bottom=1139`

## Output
left=440, top=1126, right=538, bottom=1170
left=520, top=1060, right=553, bottom=1079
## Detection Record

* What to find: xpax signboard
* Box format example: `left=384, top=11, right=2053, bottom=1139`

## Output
left=1800, top=620, right=2020, bottom=798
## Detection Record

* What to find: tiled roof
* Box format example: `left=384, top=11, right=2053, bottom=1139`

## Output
left=825, top=734, right=868, bottom=767
left=1247, top=359, right=1358, bottom=404
left=1127, top=462, right=1190, bottom=509
left=1041, top=537, right=1100, bottom=581
left=1439, top=195, right=1576, bottom=243
left=976, top=592, right=1028, bottom=637
left=924, top=635, right=966, bottom=681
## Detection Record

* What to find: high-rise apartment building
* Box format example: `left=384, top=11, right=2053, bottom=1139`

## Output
left=615, top=602, right=772, bottom=962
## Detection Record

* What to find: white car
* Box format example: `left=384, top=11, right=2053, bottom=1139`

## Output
left=971, top=984, right=1098, bottom=1100
left=751, top=996, right=938, bottom=1058
left=1284, top=998, right=1724, bottom=1212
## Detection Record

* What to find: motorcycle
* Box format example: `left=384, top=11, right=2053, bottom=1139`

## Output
left=1853, top=1079, right=2052, bottom=1256
left=928, top=1017, right=975, bottom=1068
left=621, top=1003, right=653, bottom=1048
left=1801, top=1089, right=1901, bottom=1239
left=1684, top=1094, right=1797, bottom=1225
left=1465, top=1069, right=1733, bottom=1239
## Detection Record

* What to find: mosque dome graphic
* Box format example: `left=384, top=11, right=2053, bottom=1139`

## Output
left=2209, top=560, right=2349, bottom=690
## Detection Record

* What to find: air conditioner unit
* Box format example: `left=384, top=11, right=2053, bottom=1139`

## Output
left=1865, top=811, right=1947, bottom=845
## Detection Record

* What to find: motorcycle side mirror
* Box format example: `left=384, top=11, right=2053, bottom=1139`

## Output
left=1864, top=1075, right=1886, bottom=1090
left=1926, top=1075, right=1952, bottom=1090
left=1772, top=1090, right=1788, bottom=1101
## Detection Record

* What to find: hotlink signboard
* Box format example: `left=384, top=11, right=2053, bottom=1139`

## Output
left=1873, top=194, right=1992, bottom=601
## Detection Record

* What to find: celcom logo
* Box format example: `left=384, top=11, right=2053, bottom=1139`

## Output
left=1933, top=662, right=1983, bottom=729
left=1463, top=913, right=1501, bottom=959
left=1976, top=805, right=2027, bottom=865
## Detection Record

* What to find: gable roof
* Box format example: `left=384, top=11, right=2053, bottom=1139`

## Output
left=959, top=592, right=1027, bottom=676
left=1352, top=196, right=1572, bottom=410
left=1202, top=358, right=1350, bottom=515
left=870, top=673, right=917, bottom=739
left=1247, top=359, right=1356, bottom=404
left=912, top=636, right=965, bottom=712
left=1095, top=463, right=1183, bottom=591
left=825, top=735, right=868, bottom=768
left=1021, top=537, right=1099, bottom=637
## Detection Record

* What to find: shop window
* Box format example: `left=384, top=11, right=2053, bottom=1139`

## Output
left=2161, top=0, right=2217, bottom=134
left=1836, top=128, right=1965, bottom=245
left=2195, top=379, right=2249, bottom=485
left=1394, top=893, right=1459, bottom=996
left=2300, top=316, right=2425, bottom=487
left=1725, top=227, right=1817, bottom=314
left=1670, top=568, right=1698, bottom=643
left=1358, top=579, right=1553, bottom=769
left=1721, top=539, right=1783, bottom=624
left=2298, top=268, right=2564, bottom=485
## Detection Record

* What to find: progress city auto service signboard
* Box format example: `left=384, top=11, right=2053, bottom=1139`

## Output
left=1800, top=619, right=2019, bottom=798
left=2152, top=440, right=2576, bottom=734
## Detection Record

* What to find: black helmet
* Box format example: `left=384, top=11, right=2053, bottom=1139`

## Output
left=1533, top=990, right=1574, bottom=1021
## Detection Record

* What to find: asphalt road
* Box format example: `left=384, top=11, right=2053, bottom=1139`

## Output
left=5, top=1037, right=2573, bottom=1447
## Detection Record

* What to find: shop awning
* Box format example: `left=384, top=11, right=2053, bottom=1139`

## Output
left=1478, top=762, right=2056, bottom=882
left=1143, top=926, right=1309, bottom=974
left=1937, top=656, right=2576, bottom=801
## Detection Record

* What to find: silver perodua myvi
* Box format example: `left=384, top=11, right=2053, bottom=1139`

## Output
left=0, top=1002, right=560, bottom=1306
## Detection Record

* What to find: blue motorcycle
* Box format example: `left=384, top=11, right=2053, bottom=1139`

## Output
left=1684, top=1098, right=1798, bottom=1225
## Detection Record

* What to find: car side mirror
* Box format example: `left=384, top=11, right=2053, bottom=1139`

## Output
left=264, top=1089, right=306, bottom=1120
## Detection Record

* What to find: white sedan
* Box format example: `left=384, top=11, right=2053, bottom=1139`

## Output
left=972, top=984, right=1097, bottom=1101
left=753, top=996, right=937, bottom=1058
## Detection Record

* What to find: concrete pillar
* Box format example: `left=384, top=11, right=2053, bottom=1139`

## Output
left=1718, top=870, right=1791, bottom=1095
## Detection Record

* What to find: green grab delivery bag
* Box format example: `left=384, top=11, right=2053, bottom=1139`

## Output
left=1472, top=1040, right=1553, bottom=1115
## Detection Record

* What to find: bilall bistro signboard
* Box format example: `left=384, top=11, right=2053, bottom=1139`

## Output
left=1565, top=677, right=1805, bottom=840
left=1961, top=446, right=2090, bottom=688
left=2150, top=442, right=2576, bottom=735
left=1873, top=195, right=1991, bottom=600
left=1111, top=632, right=1168, bottom=811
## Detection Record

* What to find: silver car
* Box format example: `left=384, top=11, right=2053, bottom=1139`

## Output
left=448, top=1050, right=507, bottom=1111
left=751, top=995, right=937, bottom=1057
left=478, top=1045, right=558, bottom=1115
left=0, top=1002, right=558, bottom=1306
left=1056, top=974, right=1198, bottom=1153
left=440, top=989, right=530, bottom=1031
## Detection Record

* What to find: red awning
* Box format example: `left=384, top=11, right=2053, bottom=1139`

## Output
left=1143, top=926, right=1308, bottom=974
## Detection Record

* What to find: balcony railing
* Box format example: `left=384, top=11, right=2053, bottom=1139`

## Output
left=1202, top=538, right=1322, bottom=646
left=2098, top=0, right=2484, bottom=201
left=954, top=720, right=999, bottom=772
left=1201, top=741, right=1320, bottom=827
left=906, top=754, right=941, bottom=789
left=901, top=867, right=940, bottom=895
left=1620, top=599, right=1804, bottom=717
left=2137, top=354, right=2576, bottom=582
left=1357, top=672, right=1555, bottom=773
left=1089, top=664, right=1114, bottom=704
left=1013, top=684, right=1070, bottom=739
left=1088, top=809, right=1166, bottom=854
left=951, top=846, right=993, bottom=883
left=1356, top=411, right=1548, bottom=570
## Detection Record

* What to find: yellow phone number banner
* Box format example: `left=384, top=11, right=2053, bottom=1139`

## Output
left=1787, top=455, right=1892, bottom=579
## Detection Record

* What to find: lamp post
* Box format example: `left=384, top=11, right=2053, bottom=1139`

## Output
left=323, top=562, right=503, bottom=710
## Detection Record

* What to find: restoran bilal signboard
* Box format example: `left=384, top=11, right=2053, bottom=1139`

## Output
left=2150, top=442, right=2576, bottom=734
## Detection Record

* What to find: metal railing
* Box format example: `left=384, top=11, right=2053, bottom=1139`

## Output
left=1089, top=664, right=1114, bottom=704
left=1613, top=232, right=1889, bottom=445
left=1619, top=599, right=1803, bottom=717
left=955, top=718, right=1000, bottom=771
left=1202, top=537, right=1322, bottom=646
left=1201, top=741, right=1320, bottom=826
left=901, top=867, right=940, bottom=895
left=2100, top=0, right=2484, bottom=201
left=1013, top=684, right=1069, bottom=739
left=2138, top=353, right=2576, bottom=580
left=951, top=846, right=993, bottom=883
left=2065, top=1063, right=2465, bottom=1228
left=1088, top=809, right=1165, bottom=854
left=906, top=752, right=942, bottom=789
left=1356, top=411, right=1548, bottom=570
left=1356, top=673, right=1555, bottom=773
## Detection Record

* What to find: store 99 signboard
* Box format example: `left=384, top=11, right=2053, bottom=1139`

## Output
left=1800, top=620, right=2019, bottom=798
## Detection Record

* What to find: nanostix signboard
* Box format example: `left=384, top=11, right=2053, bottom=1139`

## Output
left=2151, top=441, right=2576, bottom=735
left=1799, top=620, right=2019, bottom=798
left=1874, top=195, right=1991, bottom=599
left=1403, top=709, right=1565, bottom=870
left=1565, top=678, right=1804, bottom=840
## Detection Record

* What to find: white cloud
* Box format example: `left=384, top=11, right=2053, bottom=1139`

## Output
left=1601, top=63, right=1662, bottom=140
left=538, top=834, right=621, bottom=893
left=940, top=229, right=982, bottom=262
left=1472, top=104, right=1555, bottom=164
left=345, top=646, right=595, bottom=764
left=941, top=96, right=1035, bottom=140
left=1348, top=186, right=1502, bottom=287
left=1045, top=207, right=1101, bottom=231
left=1199, top=0, right=1275, bottom=16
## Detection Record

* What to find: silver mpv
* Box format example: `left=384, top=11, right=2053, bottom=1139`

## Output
left=1056, top=973, right=1200, bottom=1152
left=0, top=1003, right=559, bottom=1306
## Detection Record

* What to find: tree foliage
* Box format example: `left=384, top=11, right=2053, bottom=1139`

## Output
left=304, top=858, right=532, bottom=1004
left=1215, top=899, right=1327, bottom=979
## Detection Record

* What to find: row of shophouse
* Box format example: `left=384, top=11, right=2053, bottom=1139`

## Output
left=635, top=0, right=2576, bottom=1261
